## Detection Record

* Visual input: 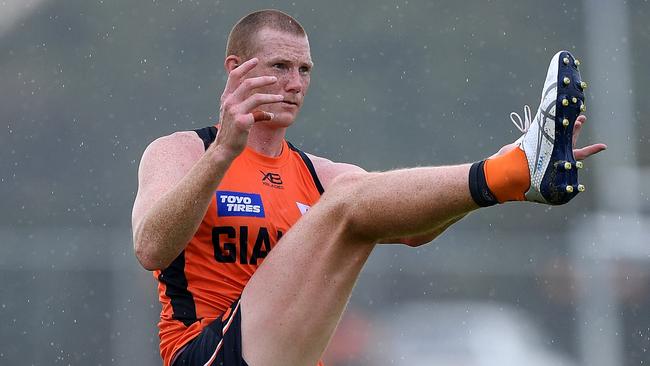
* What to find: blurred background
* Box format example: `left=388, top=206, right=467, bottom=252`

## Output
left=1, top=0, right=649, bottom=365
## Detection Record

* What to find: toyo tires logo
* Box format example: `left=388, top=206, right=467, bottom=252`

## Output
left=216, top=191, right=265, bottom=217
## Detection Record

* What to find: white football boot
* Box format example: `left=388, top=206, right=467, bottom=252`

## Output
left=510, top=50, right=587, bottom=204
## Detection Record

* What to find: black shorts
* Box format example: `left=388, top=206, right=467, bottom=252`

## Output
left=173, top=299, right=249, bottom=366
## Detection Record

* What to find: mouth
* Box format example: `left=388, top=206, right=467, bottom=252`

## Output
left=281, top=100, right=299, bottom=106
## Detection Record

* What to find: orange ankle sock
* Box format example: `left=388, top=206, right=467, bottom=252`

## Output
left=483, top=148, right=530, bottom=202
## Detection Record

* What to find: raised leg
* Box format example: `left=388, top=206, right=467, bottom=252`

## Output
left=240, top=50, right=607, bottom=366
left=241, top=164, right=477, bottom=366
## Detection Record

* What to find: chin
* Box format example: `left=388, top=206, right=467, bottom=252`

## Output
left=267, top=111, right=296, bottom=128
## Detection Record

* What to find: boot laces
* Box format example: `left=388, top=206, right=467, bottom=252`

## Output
left=510, top=104, right=532, bottom=133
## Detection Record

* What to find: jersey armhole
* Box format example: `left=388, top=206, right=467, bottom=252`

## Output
left=193, top=126, right=218, bottom=151
left=286, top=141, right=325, bottom=195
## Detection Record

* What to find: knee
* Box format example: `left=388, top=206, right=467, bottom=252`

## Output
left=330, top=171, right=366, bottom=190
left=319, top=172, right=373, bottom=238
left=322, top=171, right=366, bottom=204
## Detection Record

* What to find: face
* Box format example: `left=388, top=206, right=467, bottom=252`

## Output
left=238, top=29, right=313, bottom=128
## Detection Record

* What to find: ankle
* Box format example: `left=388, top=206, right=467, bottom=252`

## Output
left=484, top=147, right=530, bottom=202
left=468, top=147, right=531, bottom=206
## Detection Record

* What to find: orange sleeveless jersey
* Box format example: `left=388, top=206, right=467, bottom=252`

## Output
left=155, top=132, right=325, bottom=366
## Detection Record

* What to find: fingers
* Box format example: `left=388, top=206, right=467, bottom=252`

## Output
left=252, top=111, right=274, bottom=122
left=220, top=75, right=283, bottom=123
left=573, top=143, right=607, bottom=160
left=224, top=58, right=260, bottom=94
left=221, top=69, right=282, bottom=118
left=219, top=93, right=281, bottom=135
left=237, top=93, right=284, bottom=114
left=572, top=115, right=586, bottom=147
left=569, top=114, right=607, bottom=161
left=230, top=76, right=280, bottom=101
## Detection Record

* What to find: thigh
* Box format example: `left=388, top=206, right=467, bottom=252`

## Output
left=240, top=190, right=375, bottom=366
left=174, top=299, right=248, bottom=366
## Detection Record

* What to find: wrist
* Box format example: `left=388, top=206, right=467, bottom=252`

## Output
left=208, top=143, right=239, bottom=167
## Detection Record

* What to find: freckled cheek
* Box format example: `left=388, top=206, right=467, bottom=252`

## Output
left=274, top=72, right=293, bottom=84
left=247, top=72, right=309, bottom=97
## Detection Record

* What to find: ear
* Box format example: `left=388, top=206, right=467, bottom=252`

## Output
left=224, top=55, right=242, bottom=73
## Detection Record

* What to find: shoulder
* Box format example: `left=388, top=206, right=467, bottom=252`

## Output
left=138, top=130, right=206, bottom=182
left=141, top=131, right=204, bottom=164
left=305, top=153, right=366, bottom=191
left=145, top=130, right=204, bottom=152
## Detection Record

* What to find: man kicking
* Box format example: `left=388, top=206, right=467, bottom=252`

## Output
left=131, top=9, right=606, bottom=366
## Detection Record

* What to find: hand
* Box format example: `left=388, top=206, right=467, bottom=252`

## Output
left=491, top=115, right=607, bottom=159
left=570, top=115, right=607, bottom=160
left=214, top=58, right=284, bottom=159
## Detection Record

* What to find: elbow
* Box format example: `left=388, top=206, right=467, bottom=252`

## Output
left=134, top=243, right=158, bottom=271
left=133, top=221, right=171, bottom=271
left=134, top=237, right=169, bottom=271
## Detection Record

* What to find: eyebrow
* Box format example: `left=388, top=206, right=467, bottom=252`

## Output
left=268, top=57, right=314, bottom=68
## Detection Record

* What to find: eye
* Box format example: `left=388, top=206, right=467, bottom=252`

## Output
left=299, top=66, right=311, bottom=75
left=272, top=63, right=287, bottom=70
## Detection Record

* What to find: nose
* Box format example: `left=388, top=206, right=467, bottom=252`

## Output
left=283, top=69, right=303, bottom=94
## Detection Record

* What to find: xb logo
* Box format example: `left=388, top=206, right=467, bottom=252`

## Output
left=260, top=171, right=283, bottom=188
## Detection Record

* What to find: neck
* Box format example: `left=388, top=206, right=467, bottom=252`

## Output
left=246, top=126, right=287, bottom=157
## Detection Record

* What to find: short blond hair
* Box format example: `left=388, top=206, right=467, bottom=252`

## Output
left=226, top=9, right=306, bottom=59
